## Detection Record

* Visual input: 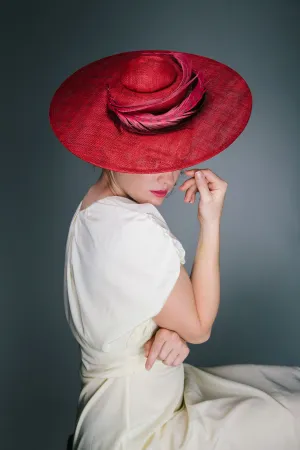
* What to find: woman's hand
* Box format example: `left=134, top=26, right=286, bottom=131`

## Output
left=144, top=328, right=190, bottom=370
left=178, top=168, right=228, bottom=224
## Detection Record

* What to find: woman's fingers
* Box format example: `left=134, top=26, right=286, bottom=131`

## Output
left=162, top=349, right=181, bottom=366
left=147, top=343, right=182, bottom=368
left=171, top=353, right=184, bottom=366
left=185, top=186, right=198, bottom=203
left=178, top=172, right=199, bottom=203
left=145, top=339, right=181, bottom=369
left=144, top=329, right=190, bottom=370
left=144, top=338, right=153, bottom=357
left=185, top=168, right=227, bottom=188
left=178, top=177, right=195, bottom=191
left=162, top=345, right=189, bottom=366
left=179, top=168, right=227, bottom=204
left=178, top=176, right=196, bottom=202
left=145, top=339, right=165, bottom=370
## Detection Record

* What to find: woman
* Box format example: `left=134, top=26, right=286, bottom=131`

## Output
left=50, top=50, right=300, bottom=449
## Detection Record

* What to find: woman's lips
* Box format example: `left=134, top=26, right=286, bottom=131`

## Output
left=150, top=190, right=168, bottom=197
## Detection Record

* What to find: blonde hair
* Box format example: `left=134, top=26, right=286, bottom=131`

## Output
left=93, top=166, right=118, bottom=195
left=103, top=168, right=116, bottom=192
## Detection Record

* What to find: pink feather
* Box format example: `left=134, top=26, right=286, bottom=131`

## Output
left=107, top=53, right=206, bottom=134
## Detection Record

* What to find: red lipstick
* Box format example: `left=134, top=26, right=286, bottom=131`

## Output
left=150, top=190, right=168, bottom=198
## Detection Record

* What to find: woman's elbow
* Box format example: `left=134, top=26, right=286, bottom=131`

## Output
left=189, top=327, right=211, bottom=345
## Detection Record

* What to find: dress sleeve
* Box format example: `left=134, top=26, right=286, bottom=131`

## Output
left=107, top=212, right=183, bottom=318
left=72, top=208, right=186, bottom=348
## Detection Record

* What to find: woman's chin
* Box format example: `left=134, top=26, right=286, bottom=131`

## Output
left=148, top=194, right=165, bottom=204
left=136, top=192, right=167, bottom=204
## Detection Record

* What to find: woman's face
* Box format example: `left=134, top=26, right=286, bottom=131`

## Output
left=114, top=170, right=182, bottom=204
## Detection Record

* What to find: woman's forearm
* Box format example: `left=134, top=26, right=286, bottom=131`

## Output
left=190, top=221, right=221, bottom=333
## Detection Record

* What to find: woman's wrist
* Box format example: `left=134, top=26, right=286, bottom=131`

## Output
left=199, top=219, right=221, bottom=235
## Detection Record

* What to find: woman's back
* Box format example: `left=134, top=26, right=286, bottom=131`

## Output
left=65, top=197, right=187, bottom=448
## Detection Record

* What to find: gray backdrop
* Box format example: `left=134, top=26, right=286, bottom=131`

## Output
left=2, top=0, right=299, bottom=449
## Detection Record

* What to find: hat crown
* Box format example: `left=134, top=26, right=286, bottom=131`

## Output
left=121, top=55, right=177, bottom=93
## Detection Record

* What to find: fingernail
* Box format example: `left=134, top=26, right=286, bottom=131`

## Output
left=196, top=171, right=202, bottom=178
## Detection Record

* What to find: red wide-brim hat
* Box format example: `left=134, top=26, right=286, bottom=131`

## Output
left=49, top=49, right=252, bottom=174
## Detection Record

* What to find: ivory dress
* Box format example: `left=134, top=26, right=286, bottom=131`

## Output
left=64, top=195, right=300, bottom=450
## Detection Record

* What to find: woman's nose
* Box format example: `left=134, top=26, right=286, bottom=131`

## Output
left=161, top=172, right=177, bottom=183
